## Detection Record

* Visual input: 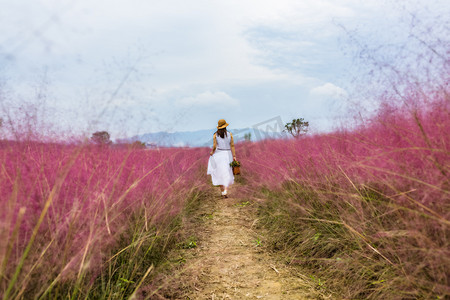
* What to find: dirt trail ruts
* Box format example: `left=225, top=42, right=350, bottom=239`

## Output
left=153, top=185, right=324, bottom=299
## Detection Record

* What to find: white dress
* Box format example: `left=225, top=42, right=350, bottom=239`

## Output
left=207, top=132, right=234, bottom=187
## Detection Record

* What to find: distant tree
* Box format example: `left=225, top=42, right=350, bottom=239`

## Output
left=91, top=131, right=112, bottom=145
left=244, top=132, right=251, bottom=141
left=284, top=118, right=309, bottom=138
left=131, top=140, right=146, bottom=148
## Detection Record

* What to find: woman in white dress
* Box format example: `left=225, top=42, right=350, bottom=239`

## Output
left=207, top=119, right=237, bottom=198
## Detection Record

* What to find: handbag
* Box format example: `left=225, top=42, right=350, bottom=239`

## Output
left=230, top=160, right=241, bottom=175
left=232, top=165, right=241, bottom=175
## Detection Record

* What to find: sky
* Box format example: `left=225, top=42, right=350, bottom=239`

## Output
left=0, top=0, right=448, bottom=139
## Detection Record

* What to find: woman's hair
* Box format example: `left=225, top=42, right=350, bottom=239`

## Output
left=216, top=128, right=228, bottom=139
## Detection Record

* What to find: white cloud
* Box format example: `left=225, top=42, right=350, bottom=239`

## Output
left=2, top=0, right=447, bottom=137
left=176, top=91, right=239, bottom=107
left=310, top=83, right=347, bottom=99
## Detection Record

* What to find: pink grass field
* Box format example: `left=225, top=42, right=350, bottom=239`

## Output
left=0, top=143, right=209, bottom=297
left=237, top=95, right=449, bottom=297
left=242, top=99, right=448, bottom=202
left=0, top=91, right=448, bottom=298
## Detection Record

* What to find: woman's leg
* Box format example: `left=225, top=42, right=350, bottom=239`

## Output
left=220, top=185, right=228, bottom=197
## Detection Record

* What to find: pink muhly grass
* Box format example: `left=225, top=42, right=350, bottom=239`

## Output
left=238, top=95, right=449, bottom=297
left=0, top=142, right=209, bottom=297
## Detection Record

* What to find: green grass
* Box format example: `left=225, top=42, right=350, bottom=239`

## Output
left=254, top=182, right=439, bottom=299
left=234, top=201, right=251, bottom=207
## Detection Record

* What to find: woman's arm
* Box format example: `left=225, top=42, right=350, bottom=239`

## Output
left=230, top=133, right=237, bottom=160
left=210, top=133, right=217, bottom=156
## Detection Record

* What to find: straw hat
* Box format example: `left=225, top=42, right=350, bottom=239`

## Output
left=217, top=119, right=229, bottom=129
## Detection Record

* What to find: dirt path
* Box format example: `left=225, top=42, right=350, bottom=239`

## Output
left=152, top=185, right=324, bottom=299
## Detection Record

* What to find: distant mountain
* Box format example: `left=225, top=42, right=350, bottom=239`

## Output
left=126, top=128, right=287, bottom=147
